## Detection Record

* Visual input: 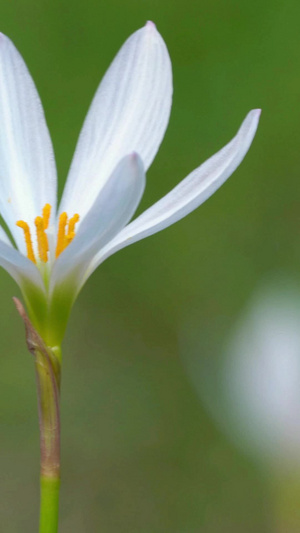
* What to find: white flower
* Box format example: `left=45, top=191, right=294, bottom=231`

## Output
left=185, top=281, right=300, bottom=471
left=222, top=282, right=300, bottom=470
left=0, top=22, right=260, bottom=343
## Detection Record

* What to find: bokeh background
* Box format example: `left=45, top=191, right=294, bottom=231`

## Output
left=0, top=0, right=299, bottom=531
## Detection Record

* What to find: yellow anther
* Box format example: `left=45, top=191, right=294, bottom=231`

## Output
left=55, top=212, right=68, bottom=258
left=42, top=203, right=51, bottom=230
left=17, top=204, right=79, bottom=264
left=34, top=216, right=49, bottom=263
left=65, top=232, right=75, bottom=245
left=66, top=214, right=80, bottom=245
left=16, top=220, right=36, bottom=264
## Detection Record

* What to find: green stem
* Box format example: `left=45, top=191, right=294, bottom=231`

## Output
left=13, top=299, right=62, bottom=533
left=36, top=345, right=61, bottom=533
left=39, top=476, right=60, bottom=533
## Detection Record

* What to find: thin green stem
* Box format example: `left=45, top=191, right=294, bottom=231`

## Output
left=36, top=344, right=61, bottom=533
left=39, top=476, right=60, bottom=533
left=13, top=299, right=62, bottom=533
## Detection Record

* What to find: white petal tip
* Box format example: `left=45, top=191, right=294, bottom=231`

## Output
left=243, top=109, right=261, bottom=131
left=144, top=21, right=160, bottom=41
left=252, top=108, right=262, bottom=116
left=129, top=152, right=144, bottom=169
left=145, top=20, right=157, bottom=30
left=249, top=109, right=262, bottom=121
left=130, top=151, right=139, bottom=161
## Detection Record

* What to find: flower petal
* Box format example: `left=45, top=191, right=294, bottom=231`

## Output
left=0, top=33, right=57, bottom=254
left=0, top=224, right=39, bottom=287
left=88, top=109, right=261, bottom=273
left=0, top=224, right=13, bottom=247
left=50, top=153, right=145, bottom=294
left=0, top=238, right=44, bottom=290
left=59, top=22, right=172, bottom=221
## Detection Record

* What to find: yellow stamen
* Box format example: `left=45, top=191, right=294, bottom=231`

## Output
left=34, top=216, right=49, bottom=263
left=17, top=204, right=80, bottom=264
left=55, top=212, right=68, bottom=258
left=66, top=214, right=80, bottom=245
left=16, top=221, right=36, bottom=264
left=42, top=203, right=51, bottom=229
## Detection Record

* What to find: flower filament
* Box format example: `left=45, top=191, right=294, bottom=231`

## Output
left=16, top=204, right=80, bottom=264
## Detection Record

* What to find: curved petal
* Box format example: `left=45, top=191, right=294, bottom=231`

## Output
left=0, top=224, right=13, bottom=247
left=88, top=109, right=261, bottom=273
left=59, top=22, right=172, bottom=221
left=50, top=153, right=145, bottom=294
left=0, top=33, right=57, bottom=255
left=0, top=238, right=44, bottom=291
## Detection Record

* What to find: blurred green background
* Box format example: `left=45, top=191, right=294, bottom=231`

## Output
left=0, top=0, right=299, bottom=531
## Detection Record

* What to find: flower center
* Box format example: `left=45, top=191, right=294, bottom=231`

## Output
left=16, top=204, right=80, bottom=264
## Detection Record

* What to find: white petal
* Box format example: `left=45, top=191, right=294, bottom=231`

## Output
left=0, top=225, right=42, bottom=295
left=88, top=109, right=260, bottom=273
left=0, top=33, right=57, bottom=254
left=0, top=239, right=44, bottom=290
left=59, top=22, right=172, bottom=221
left=50, top=153, right=145, bottom=294
left=0, top=224, right=13, bottom=246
